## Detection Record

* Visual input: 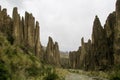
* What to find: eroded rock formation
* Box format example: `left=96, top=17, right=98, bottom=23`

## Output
left=45, top=37, right=60, bottom=66
left=69, top=38, right=92, bottom=70
left=69, top=0, right=120, bottom=70
left=114, top=0, right=120, bottom=64
left=104, top=12, right=116, bottom=66
left=92, top=16, right=112, bottom=70
left=0, top=9, right=13, bottom=46
left=0, top=6, right=42, bottom=58
left=0, top=6, right=61, bottom=67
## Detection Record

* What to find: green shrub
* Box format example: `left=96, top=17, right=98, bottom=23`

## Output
left=4, top=47, right=17, bottom=58
left=110, top=65, right=120, bottom=80
left=110, top=71, right=120, bottom=80
left=26, top=65, right=42, bottom=77
left=44, top=72, right=59, bottom=80
left=10, top=62, right=18, bottom=73
left=0, top=61, right=10, bottom=80
left=44, top=67, right=59, bottom=80
left=29, top=55, right=37, bottom=62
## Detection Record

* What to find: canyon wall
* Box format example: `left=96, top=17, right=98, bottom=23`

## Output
left=69, top=0, right=120, bottom=70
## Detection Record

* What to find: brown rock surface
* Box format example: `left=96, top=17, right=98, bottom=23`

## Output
left=35, top=21, right=42, bottom=57
left=114, top=0, right=120, bottom=64
left=0, top=7, right=13, bottom=44
left=69, top=51, right=77, bottom=69
left=104, top=12, right=116, bottom=65
left=12, top=7, right=21, bottom=44
left=92, top=16, right=111, bottom=70
left=45, top=37, right=60, bottom=66
left=0, top=6, right=42, bottom=59
left=0, top=5, right=62, bottom=67
left=69, top=14, right=116, bottom=70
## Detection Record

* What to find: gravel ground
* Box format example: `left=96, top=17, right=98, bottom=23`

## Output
left=65, top=73, right=108, bottom=80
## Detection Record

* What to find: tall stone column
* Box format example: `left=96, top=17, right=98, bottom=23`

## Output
left=0, top=6, right=1, bottom=12
left=12, top=7, right=20, bottom=44
left=35, top=21, right=41, bottom=57
left=114, top=0, right=120, bottom=64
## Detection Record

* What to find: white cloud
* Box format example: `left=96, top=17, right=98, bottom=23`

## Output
left=0, top=0, right=116, bottom=51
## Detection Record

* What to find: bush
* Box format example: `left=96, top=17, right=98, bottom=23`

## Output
left=26, top=65, right=41, bottom=77
left=0, top=61, right=10, bottom=80
left=44, top=67, right=59, bottom=80
left=110, top=65, right=120, bottom=80
left=110, top=71, right=120, bottom=80
left=44, top=72, right=59, bottom=80
left=4, top=47, right=17, bottom=58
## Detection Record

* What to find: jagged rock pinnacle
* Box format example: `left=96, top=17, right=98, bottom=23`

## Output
left=0, top=6, right=1, bottom=11
left=81, top=37, right=84, bottom=45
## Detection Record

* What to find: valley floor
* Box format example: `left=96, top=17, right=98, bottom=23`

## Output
left=65, top=73, right=108, bottom=80
left=64, top=69, right=109, bottom=80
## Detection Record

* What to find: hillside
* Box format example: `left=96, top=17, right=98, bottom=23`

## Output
left=1, top=32, right=65, bottom=80
left=0, top=6, right=63, bottom=80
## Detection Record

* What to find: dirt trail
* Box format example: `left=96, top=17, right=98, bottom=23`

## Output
left=65, top=73, right=108, bottom=80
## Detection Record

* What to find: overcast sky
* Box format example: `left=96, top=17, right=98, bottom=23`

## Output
left=0, top=0, right=116, bottom=51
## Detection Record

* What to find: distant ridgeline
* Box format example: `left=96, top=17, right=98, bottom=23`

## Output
left=69, top=0, right=120, bottom=71
left=0, top=6, right=60, bottom=66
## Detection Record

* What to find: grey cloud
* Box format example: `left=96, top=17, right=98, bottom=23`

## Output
left=5, top=0, right=23, bottom=8
left=0, top=0, right=116, bottom=51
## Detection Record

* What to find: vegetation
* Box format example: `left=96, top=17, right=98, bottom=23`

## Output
left=68, top=68, right=120, bottom=80
left=109, top=65, right=120, bottom=80
left=43, top=67, right=59, bottom=80
left=0, top=33, right=62, bottom=80
left=110, top=72, right=120, bottom=80
left=0, top=61, right=10, bottom=80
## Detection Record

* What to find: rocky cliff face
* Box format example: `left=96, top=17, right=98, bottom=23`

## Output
left=45, top=37, right=60, bottom=66
left=69, top=51, right=78, bottom=69
left=60, top=52, right=69, bottom=68
left=0, top=6, right=61, bottom=66
left=0, top=6, right=60, bottom=66
left=0, top=6, right=42, bottom=59
left=69, top=38, right=92, bottom=70
left=114, top=0, right=120, bottom=64
left=13, top=8, right=42, bottom=57
left=104, top=12, right=116, bottom=66
left=92, top=16, right=112, bottom=70
left=80, top=38, right=92, bottom=70
left=0, top=7, right=13, bottom=44
left=69, top=0, right=120, bottom=70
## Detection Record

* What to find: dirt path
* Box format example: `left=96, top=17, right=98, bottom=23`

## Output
left=65, top=73, right=108, bottom=80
